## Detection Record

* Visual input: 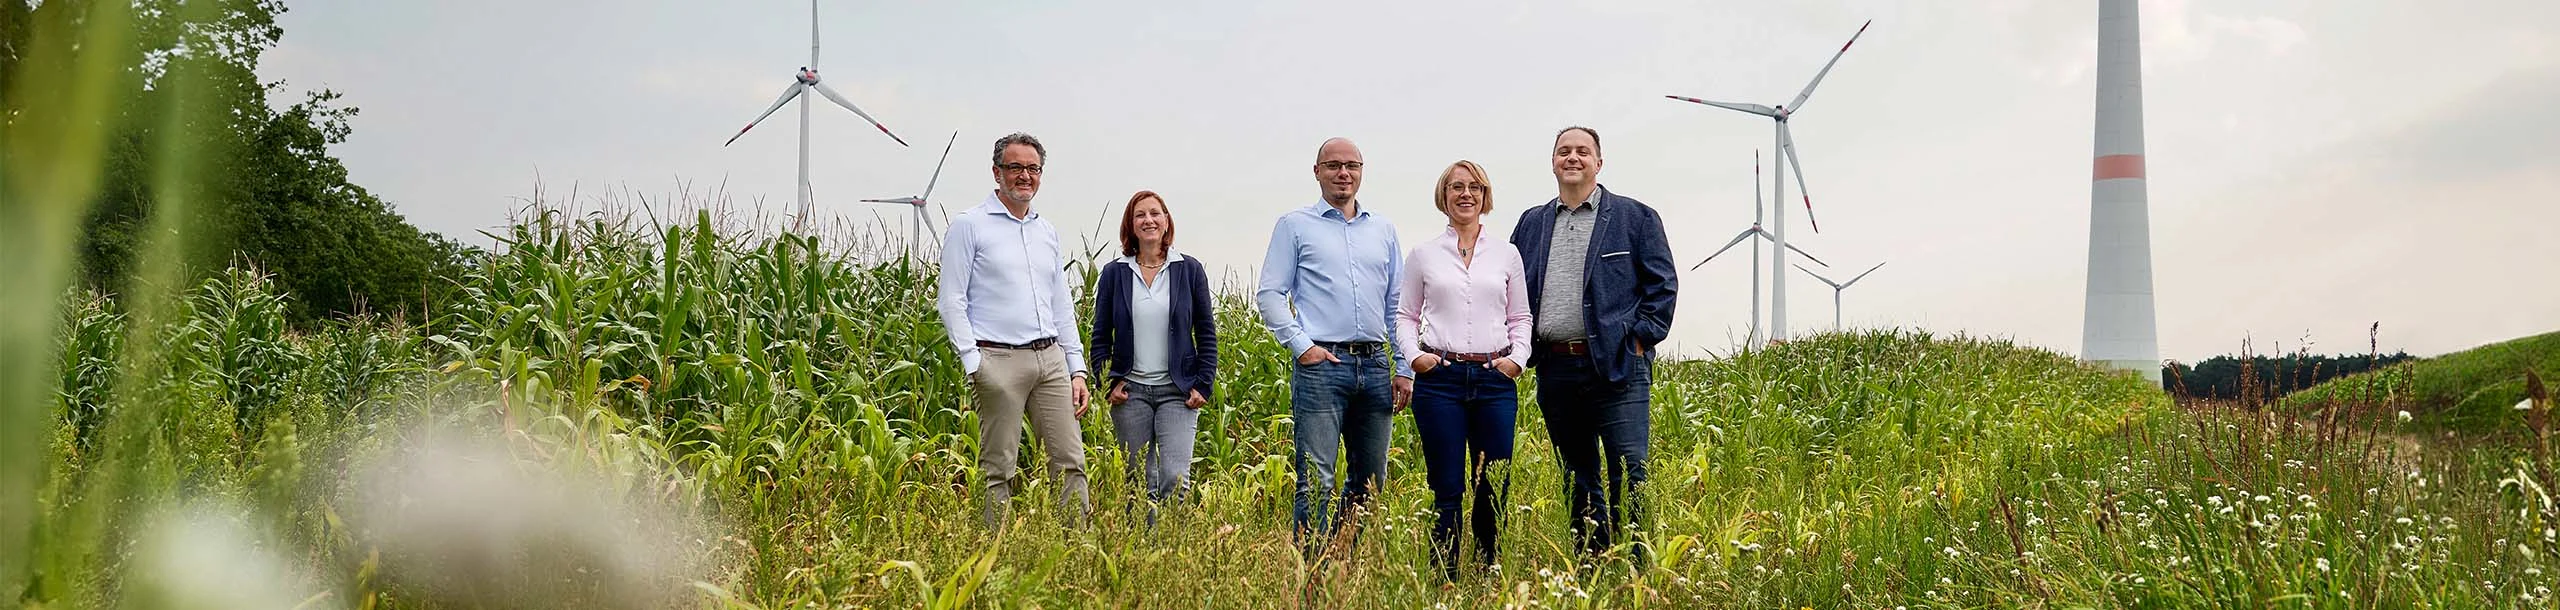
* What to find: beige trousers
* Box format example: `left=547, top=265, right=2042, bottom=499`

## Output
left=972, top=344, right=1088, bottom=528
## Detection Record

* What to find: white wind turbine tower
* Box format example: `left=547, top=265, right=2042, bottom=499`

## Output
left=1668, top=19, right=1871, bottom=343
left=722, top=0, right=910, bottom=234
left=859, top=131, right=958, bottom=260
left=1692, top=150, right=1830, bottom=347
left=1793, top=261, right=1885, bottom=331
left=2083, top=0, right=2161, bottom=381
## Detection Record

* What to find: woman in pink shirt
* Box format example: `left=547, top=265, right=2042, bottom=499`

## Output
left=1395, top=159, right=1532, bottom=581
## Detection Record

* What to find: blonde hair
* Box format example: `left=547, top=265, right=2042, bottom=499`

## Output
left=1432, top=160, right=1492, bottom=214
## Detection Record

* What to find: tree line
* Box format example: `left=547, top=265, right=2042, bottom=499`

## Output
left=2163, top=351, right=2415, bottom=402
left=4, top=0, right=475, bottom=324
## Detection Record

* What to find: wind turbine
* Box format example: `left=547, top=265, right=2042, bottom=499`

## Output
left=722, top=0, right=910, bottom=234
left=1692, top=150, right=1830, bottom=347
left=1668, top=19, right=1871, bottom=343
left=1793, top=261, right=1885, bottom=331
left=859, top=131, right=957, bottom=260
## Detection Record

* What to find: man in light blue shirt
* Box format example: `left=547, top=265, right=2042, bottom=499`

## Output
left=938, top=132, right=1092, bottom=529
left=1256, top=137, right=1406, bottom=554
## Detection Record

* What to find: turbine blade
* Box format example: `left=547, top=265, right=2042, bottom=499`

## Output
left=809, top=0, right=821, bottom=66
left=917, top=206, right=941, bottom=244
left=724, top=82, right=806, bottom=146
left=1753, top=149, right=1763, bottom=219
left=1781, top=125, right=1820, bottom=233
left=1845, top=261, right=1886, bottom=286
left=1793, top=263, right=1844, bottom=289
left=923, top=131, right=957, bottom=201
left=858, top=197, right=921, bottom=205
left=1784, top=241, right=1830, bottom=268
left=810, top=81, right=910, bottom=147
left=1664, top=96, right=1780, bottom=117
left=1753, top=231, right=1831, bottom=267
left=1786, top=20, right=1873, bottom=115
left=1691, top=228, right=1762, bottom=270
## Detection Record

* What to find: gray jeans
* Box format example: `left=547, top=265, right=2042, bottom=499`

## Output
left=971, top=345, right=1088, bottom=529
left=1109, top=381, right=1199, bottom=512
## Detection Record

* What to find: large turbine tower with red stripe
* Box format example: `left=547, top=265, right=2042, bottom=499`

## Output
left=723, top=0, right=909, bottom=234
left=2082, top=0, right=2161, bottom=380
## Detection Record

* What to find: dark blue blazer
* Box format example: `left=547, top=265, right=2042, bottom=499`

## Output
left=1089, top=255, right=1220, bottom=400
left=1509, top=185, right=1679, bottom=383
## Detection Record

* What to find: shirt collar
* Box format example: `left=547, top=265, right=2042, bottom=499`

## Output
left=1116, top=248, right=1184, bottom=266
left=1554, top=185, right=1605, bottom=213
left=1306, top=199, right=1367, bottom=222
left=975, top=191, right=1038, bottom=221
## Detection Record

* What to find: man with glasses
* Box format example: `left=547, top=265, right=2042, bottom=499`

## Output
left=1510, top=126, right=1677, bottom=564
left=940, top=132, right=1093, bottom=529
left=1257, top=137, right=1408, bottom=556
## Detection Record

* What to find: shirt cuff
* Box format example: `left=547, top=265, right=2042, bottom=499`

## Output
left=1285, top=335, right=1315, bottom=359
left=959, top=349, right=981, bottom=375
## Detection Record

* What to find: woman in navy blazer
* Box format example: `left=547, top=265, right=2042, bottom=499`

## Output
left=1089, top=190, right=1218, bottom=520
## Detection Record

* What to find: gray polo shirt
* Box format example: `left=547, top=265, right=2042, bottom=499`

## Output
left=1535, top=189, right=1601, bottom=341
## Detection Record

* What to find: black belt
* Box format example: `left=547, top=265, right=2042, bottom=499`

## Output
left=1425, top=346, right=1511, bottom=364
left=977, top=337, right=1057, bottom=351
left=1315, top=340, right=1387, bottom=356
left=1537, top=341, right=1590, bottom=357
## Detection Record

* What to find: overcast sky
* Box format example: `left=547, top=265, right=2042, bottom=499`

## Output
left=256, top=0, right=2559, bottom=362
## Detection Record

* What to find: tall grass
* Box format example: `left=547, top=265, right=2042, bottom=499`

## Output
left=11, top=9, right=2559, bottom=606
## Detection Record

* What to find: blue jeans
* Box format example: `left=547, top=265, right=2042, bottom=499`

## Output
left=1410, top=360, right=1520, bottom=578
left=1290, top=348, right=1395, bottom=548
left=1533, top=353, right=1651, bottom=558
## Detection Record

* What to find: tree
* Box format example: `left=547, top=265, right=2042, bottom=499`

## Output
left=3, top=0, right=474, bottom=323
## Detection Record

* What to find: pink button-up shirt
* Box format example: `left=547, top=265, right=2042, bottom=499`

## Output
left=1395, top=226, right=1533, bottom=372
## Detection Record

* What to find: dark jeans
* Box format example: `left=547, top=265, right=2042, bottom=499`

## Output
left=1410, top=360, right=1520, bottom=579
left=1290, top=348, right=1396, bottom=550
left=1533, top=353, right=1651, bottom=559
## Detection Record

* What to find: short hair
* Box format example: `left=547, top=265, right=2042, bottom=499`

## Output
left=1117, top=190, right=1174, bottom=258
left=991, top=132, right=1046, bottom=166
left=1431, top=160, right=1493, bottom=214
left=1554, top=126, right=1602, bottom=156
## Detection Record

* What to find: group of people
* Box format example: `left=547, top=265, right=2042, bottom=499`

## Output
left=935, top=127, right=1678, bottom=580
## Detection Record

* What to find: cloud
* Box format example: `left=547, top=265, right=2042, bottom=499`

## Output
left=2010, top=0, right=2311, bottom=87
left=2363, top=62, right=2560, bottom=183
left=2206, top=15, right=2309, bottom=57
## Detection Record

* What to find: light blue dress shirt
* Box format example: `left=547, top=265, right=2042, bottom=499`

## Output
left=937, top=192, right=1088, bottom=376
left=1255, top=200, right=1407, bottom=376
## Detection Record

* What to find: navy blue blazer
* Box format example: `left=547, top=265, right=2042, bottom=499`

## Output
left=1089, top=255, right=1220, bottom=400
left=1508, top=185, right=1679, bottom=383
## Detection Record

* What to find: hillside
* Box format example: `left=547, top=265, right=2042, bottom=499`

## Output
left=2282, top=330, right=2560, bottom=430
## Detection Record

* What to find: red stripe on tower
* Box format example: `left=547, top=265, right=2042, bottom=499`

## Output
left=2093, top=154, right=2145, bottom=180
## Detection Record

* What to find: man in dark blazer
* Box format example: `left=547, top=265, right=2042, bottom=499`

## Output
left=1509, top=126, right=1679, bottom=562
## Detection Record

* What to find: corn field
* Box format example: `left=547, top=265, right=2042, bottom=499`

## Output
left=9, top=194, right=2560, bottom=608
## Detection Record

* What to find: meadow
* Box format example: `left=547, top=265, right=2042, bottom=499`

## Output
left=13, top=198, right=2560, bottom=609
left=7, top=7, right=2555, bottom=605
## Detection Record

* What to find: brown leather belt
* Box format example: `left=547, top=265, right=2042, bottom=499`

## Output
left=1426, top=347, right=1511, bottom=364
left=977, top=337, right=1057, bottom=351
left=1537, top=341, right=1590, bottom=357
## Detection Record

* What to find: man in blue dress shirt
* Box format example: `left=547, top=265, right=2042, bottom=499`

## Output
left=939, top=132, right=1093, bottom=529
left=1256, top=137, right=1408, bottom=555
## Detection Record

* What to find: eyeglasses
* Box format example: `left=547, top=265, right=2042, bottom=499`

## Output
left=1444, top=182, right=1487, bottom=194
left=1317, top=161, right=1364, bottom=172
left=998, top=163, right=1044, bottom=176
